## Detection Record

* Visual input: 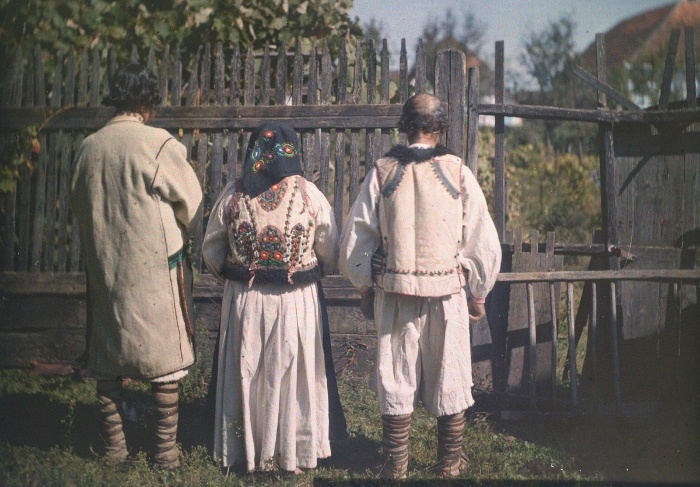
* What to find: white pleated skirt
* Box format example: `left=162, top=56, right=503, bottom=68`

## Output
left=213, top=280, right=331, bottom=472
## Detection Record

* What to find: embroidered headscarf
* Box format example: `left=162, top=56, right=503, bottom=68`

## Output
left=242, top=122, right=303, bottom=197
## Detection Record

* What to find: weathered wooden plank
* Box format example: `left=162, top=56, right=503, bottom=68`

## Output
left=292, top=42, right=303, bottom=105
left=337, top=38, right=348, bottom=104
left=573, top=65, right=640, bottom=111
left=56, top=133, right=72, bottom=271
left=380, top=39, right=389, bottom=104
left=69, top=133, right=84, bottom=272
left=106, top=47, right=117, bottom=98
left=367, top=39, right=377, bottom=104
left=180, top=46, right=201, bottom=160
left=55, top=52, right=76, bottom=271
left=1, top=50, right=22, bottom=269
left=349, top=129, right=361, bottom=206
left=494, top=41, right=505, bottom=240
left=415, top=39, right=427, bottom=95
left=193, top=43, right=211, bottom=271
left=308, top=41, right=318, bottom=105
left=275, top=42, right=287, bottom=105
left=210, top=42, right=225, bottom=201
left=42, top=51, right=64, bottom=272
left=319, top=39, right=333, bottom=196
left=30, top=47, right=47, bottom=272
left=159, top=45, right=170, bottom=105
left=466, top=67, right=479, bottom=176
left=77, top=47, right=88, bottom=105
left=18, top=50, right=33, bottom=270
left=227, top=46, right=241, bottom=181
left=7, top=102, right=698, bottom=132
left=352, top=38, right=363, bottom=104
left=147, top=45, right=156, bottom=72
left=659, top=29, right=681, bottom=111
left=261, top=42, right=271, bottom=105
left=90, top=46, right=100, bottom=106
left=172, top=45, right=182, bottom=107
left=686, top=27, right=697, bottom=109
left=244, top=45, right=255, bottom=106
left=596, top=33, right=607, bottom=108
left=333, top=130, right=346, bottom=230
left=399, top=38, right=408, bottom=103
left=130, top=44, right=139, bottom=64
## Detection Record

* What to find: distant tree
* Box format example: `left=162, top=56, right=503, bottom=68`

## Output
left=518, top=16, right=596, bottom=153
left=415, top=9, right=489, bottom=93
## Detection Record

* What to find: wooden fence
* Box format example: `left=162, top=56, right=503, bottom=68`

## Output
left=1, top=30, right=700, bottom=413
left=0, top=37, right=469, bottom=274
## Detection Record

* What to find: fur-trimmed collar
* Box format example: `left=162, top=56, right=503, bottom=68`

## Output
left=384, top=144, right=453, bottom=165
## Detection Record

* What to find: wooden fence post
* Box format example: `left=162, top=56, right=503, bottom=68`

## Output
left=435, top=49, right=467, bottom=162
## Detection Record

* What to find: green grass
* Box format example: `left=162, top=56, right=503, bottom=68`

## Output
left=0, top=365, right=598, bottom=486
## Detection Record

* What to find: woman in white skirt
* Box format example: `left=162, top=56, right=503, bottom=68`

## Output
left=203, top=122, right=345, bottom=473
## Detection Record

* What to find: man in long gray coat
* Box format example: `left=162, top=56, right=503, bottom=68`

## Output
left=71, top=63, right=202, bottom=469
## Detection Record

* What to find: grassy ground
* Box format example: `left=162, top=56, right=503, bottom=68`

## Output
left=0, top=342, right=697, bottom=486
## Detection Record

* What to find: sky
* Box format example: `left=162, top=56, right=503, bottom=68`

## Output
left=351, top=0, right=675, bottom=82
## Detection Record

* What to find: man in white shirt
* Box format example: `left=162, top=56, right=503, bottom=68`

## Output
left=339, top=93, right=501, bottom=479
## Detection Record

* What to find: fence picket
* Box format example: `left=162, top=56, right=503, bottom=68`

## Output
left=56, top=50, right=76, bottom=271
left=159, top=45, right=170, bottom=105
left=30, top=46, right=47, bottom=271
left=227, top=44, right=241, bottom=181
left=42, top=51, right=64, bottom=271
left=147, top=46, right=156, bottom=72
left=211, top=42, right=225, bottom=201
left=319, top=41, right=332, bottom=195
left=18, top=54, right=35, bottom=271
left=366, top=39, right=377, bottom=171
left=415, top=39, right=427, bottom=95
left=172, top=46, right=182, bottom=107
left=193, top=43, right=212, bottom=270
left=90, top=46, right=100, bottom=106
left=275, top=42, right=287, bottom=105
left=261, top=42, right=271, bottom=105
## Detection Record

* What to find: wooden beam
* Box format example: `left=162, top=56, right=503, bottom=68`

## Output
left=659, top=29, right=681, bottom=110
left=477, top=104, right=700, bottom=124
left=686, top=27, right=697, bottom=109
left=494, top=41, right=506, bottom=241
left=573, top=65, right=640, bottom=111
left=3, top=103, right=700, bottom=133
left=466, top=67, right=479, bottom=176
left=2, top=269, right=698, bottom=298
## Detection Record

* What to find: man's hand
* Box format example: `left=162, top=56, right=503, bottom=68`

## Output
left=360, top=288, right=375, bottom=320
left=467, top=296, right=486, bottom=321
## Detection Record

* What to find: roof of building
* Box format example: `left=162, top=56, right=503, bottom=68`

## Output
left=581, top=0, right=700, bottom=70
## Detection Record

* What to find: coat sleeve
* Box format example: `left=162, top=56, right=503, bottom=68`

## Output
left=306, top=181, right=339, bottom=276
left=338, top=168, right=381, bottom=293
left=202, top=181, right=236, bottom=282
left=457, top=166, right=502, bottom=300
left=151, top=138, right=203, bottom=232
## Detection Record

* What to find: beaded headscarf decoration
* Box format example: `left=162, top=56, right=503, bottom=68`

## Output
left=241, top=122, right=303, bottom=197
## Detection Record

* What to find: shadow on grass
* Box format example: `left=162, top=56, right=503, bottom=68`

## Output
left=0, top=389, right=208, bottom=460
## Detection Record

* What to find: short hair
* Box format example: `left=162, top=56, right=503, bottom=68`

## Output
left=102, top=63, right=161, bottom=110
left=397, top=94, right=448, bottom=135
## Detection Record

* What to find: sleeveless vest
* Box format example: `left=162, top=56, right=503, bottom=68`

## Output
left=375, top=150, right=466, bottom=297
left=223, top=175, right=321, bottom=285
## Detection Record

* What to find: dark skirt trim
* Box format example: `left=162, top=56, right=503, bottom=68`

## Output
left=221, top=263, right=323, bottom=286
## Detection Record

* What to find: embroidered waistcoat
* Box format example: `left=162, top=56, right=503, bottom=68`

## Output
left=375, top=153, right=466, bottom=297
left=224, top=175, right=320, bottom=285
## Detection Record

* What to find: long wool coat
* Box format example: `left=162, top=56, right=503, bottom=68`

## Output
left=71, top=114, right=203, bottom=380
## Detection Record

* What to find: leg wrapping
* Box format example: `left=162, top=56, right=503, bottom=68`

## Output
left=96, top=379, right=128, bottom=462
left=151, top=381, right=180, bottom=469
left=435, top=411, right=467, bottom=478
left=380, top=413, right=412, bottom=480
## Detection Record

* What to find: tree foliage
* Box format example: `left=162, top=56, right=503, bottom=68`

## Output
left=416, top=9, right=489, bottom=92
left=0, top=0, right=362, bottom=65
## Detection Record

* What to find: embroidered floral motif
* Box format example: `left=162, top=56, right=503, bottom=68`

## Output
left=262, top=129, right=275, bottom=140
left=252, top=159, right=266, bottom=173
left=258, top=180, right=288, bottom=211
left=275, top=142, right=296, bottom=157
left=431, top=160, right=461, bottom=199
left=258, top=226, right=286, bottom=267
left=231, top=220, right=258, bottom=264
